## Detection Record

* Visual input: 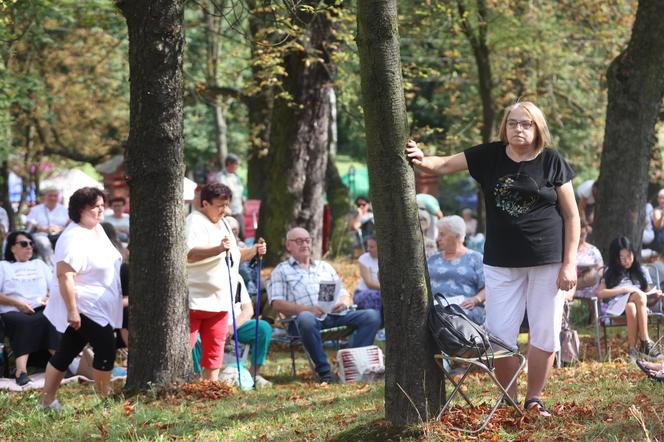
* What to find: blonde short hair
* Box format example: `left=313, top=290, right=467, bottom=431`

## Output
left=498, top=101, right=552, bottom=152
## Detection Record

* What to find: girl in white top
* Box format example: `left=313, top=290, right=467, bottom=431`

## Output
left=353, top=236, right=382, bottom=319
left=41, top=187, right=122, bottom=410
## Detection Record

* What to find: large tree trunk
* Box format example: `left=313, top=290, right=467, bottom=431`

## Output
left=118, top=0, right=192, bottom=392
left=357, top=0, right=443, bottom=426
left=593, top=0, right=664, bottom=257
left=245, top=0, right=274, bottom=200
left=258, top=1, right=336, bottom=264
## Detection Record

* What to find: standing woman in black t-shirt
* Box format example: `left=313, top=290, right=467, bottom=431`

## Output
left=406, top=101, right=580, bottom=417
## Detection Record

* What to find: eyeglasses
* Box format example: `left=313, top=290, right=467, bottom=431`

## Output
left=619, top=254, right=633, bottom=262
left=17, top=240, right=33, bottom=248
left=507, top=120, right=534, bottom=130
left=357, top=202, right=367, bottom=208
left=289, top=238, right=311, bottom=246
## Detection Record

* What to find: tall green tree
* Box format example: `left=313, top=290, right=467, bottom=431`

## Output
left=117, top=0, right=192, bottom=392
left=357, top=0, right=442, bottom=425
left=258, top=1, right=339, bottom=263
left=593, top=0, right=664, bottom=256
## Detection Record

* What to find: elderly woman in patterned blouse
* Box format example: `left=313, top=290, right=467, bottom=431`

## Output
left=427, top=215, right=486, bottom=325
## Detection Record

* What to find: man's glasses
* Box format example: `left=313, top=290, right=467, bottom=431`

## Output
left=357, top=202, right=367, bottom=208
left=507, top=120, right=534, bottom=130
left=17, top=240, right=33, bottom=248
left=289, top=238, right=311, bottom=246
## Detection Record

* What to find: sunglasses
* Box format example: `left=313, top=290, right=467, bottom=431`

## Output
left=17, top=240, right=33, bottom=248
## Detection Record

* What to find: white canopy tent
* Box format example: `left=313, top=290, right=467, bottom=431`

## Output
left=41, top=169, right=104, bottom=206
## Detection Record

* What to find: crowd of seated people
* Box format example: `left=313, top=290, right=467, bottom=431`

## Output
left=6, top=177, right=664, bottom=403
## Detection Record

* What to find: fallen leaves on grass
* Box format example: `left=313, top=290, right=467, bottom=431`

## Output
left=170, top=380, right=234, bottom=401
left=434, top=400, right=597, bottom=440
left=123, top=400, right=135, bottom=416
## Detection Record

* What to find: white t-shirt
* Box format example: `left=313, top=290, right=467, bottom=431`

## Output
left=356, top=252, right=379, bottom=291
left=186, top=211, right=240, bottom=312
left=0, top=259, right=52, bottom=314
left=26, top=203, right=69, bottom=237
left=44, top=223, right=123, bottom=333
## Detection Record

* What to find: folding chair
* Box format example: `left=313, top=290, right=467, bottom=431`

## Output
left=434, top=347, right=526, bottom=434
left=272, top=317, right=354, bottom=377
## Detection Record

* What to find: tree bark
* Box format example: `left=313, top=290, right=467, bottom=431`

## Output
left=593, top=0, right=664, bottom=257
left=117, top=0, right=192, bottom=392
left=357, top=0, right=443, bottom=425
left=258, top=1, right=336, bottom=263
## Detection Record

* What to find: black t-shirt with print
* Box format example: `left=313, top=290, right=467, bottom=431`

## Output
left=464, top=141, right=576, bottom=267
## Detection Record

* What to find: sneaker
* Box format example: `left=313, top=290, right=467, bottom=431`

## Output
left=40, top=400, right=62, bottom=411
left=318, top=371, right=336, bottom=384
left=639, top=340, right=663, bottom=360
left=254, top=375, right=272, bottom=389
left=15, top=372, right=32, bottom=386
left=628, top=347, right=639, bottom=362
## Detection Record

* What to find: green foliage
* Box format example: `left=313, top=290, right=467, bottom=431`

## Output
left=396, top=0, right=635, bottom=180
left=2, top=0, right=128, bottom=178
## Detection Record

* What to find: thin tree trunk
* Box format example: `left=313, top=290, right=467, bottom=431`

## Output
left=0, top=161, right=14, bottom=231
left=357, top=0, right=443, bottom=425
left=457, top=0, right=493, bottom=234
left=593, top=0, right=664, bottom=257
left=117, top=0, right=192, bottom=392
left=205, top=0, right=228, bottom=168
left=258, top=1, right=336, bottom=263
left=325, top=89, right=351, bottom=258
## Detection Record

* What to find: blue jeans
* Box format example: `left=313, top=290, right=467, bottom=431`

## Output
left=289, top=309, right=381, bottom=376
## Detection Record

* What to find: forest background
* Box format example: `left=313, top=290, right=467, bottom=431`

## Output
left=2, top=0, right=662, bottom=263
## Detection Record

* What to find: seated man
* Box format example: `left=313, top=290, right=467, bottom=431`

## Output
left=268, top=227, right=381, bottom=383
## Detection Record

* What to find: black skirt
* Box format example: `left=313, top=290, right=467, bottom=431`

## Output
left=1, top=306, right=62, bottom=357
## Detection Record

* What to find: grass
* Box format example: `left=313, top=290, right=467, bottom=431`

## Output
left=1, top=259, right=663, bottom=441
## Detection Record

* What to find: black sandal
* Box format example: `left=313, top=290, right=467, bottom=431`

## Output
left=524, top=398, right=552, bottom=417
left=636, top=359, right=664, bottom=382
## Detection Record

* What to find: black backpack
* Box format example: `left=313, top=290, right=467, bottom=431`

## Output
left=428, top=293, right=489, bottom=358
left=428, top=293, right=512, bottom=364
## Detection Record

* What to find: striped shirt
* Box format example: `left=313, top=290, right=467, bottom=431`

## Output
left=268, top=257, right=348, bottom=307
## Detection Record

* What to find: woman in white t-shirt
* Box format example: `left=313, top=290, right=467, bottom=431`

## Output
left=186, top=183, right=266, bottom=381
left=353, top=236, right=382, bottom=322
left=41, top=187, right=122, bottom=410
left=0, top=231, right=59, bottom=386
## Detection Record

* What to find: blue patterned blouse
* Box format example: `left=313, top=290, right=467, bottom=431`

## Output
left=427, top=250, right=485, bottom=299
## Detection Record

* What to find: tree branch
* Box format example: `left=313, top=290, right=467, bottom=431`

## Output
left=184, top=84, right=247, bottom=105
left=33, top=118, right=118, bottom=164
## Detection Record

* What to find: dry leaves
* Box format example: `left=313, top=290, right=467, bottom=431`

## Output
left=171, top=380, right=235, bottom=401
